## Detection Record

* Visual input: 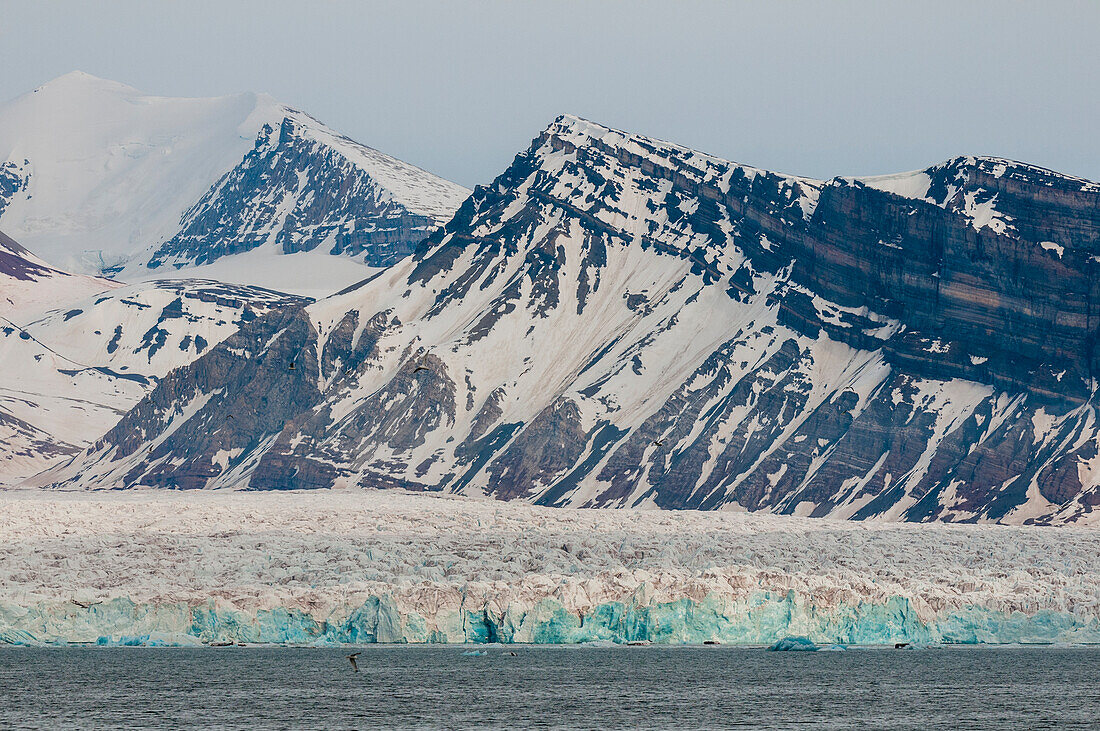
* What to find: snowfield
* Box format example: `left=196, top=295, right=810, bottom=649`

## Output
left=1, top=489, right=1098, bottom=646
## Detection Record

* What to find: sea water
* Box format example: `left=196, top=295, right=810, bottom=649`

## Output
left=1, top=646, right=1097, bottom=729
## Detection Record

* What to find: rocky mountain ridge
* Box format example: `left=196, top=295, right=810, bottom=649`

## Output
left=35, top=115, right=1100, bottom=524
left=147, top=112, right=464, bottom=271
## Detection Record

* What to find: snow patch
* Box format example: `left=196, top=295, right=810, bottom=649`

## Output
left=1039, top=241, right=1064, bottom=259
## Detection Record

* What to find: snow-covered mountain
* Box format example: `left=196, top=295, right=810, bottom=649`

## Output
left=0, top=254, right=307, bottom=484
left=0, top=72, right=469, bottom=295
left=0, top=229, right=118, bottom=318
left=37, top=115, right=1100, bottom=524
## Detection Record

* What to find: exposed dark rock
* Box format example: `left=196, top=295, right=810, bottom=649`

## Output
left=0, top=161, right=28, bottom=219
left=148, top=117, right=457, bottom=270
left=52, top=116, right=1100, bottom=523
left=87, top=305, right=322, bottom=489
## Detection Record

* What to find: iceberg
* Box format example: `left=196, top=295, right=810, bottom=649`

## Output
left=768, top=636, right=818, bottom=652
left=2, top=490, right=1099, bottom=646
left=95, top=632, right=204, bottom=648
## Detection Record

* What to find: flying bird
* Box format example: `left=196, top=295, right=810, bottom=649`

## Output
left=652, top=439, right=664, bottom=447
left=346, top=652, right=361, bottom=672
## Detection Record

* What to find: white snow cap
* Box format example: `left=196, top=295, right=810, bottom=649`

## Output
left=0, top=71, right=468, bottom=274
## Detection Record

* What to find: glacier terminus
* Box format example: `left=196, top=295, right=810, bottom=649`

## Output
left=1, top=490, right=1097, bottom=648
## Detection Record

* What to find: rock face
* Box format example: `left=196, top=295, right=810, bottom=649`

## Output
left=0, top=161, right=27, bottom=219
left=48, top=115, right=1100, bottom=524
left=791, top=157, right=1100, bottom=405
left=147, top=114, right=469, bottom=270
left=68, top=305, right=322, bottom=491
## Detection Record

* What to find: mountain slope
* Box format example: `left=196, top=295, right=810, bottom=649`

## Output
left=1, top=271, right=307, bottom=484
left=141, top=111, right=468, bottom=273
left=44, top=116, right=1100, bottom=524
left=0, top=72, right=468, bottom=293
left=0, top=229, right=118, bottom=318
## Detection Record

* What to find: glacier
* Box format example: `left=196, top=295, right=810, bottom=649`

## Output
left=2, top=490, right=1098, bottom=646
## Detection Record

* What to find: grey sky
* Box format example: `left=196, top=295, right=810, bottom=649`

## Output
left=1, top=1, right=1097, bottom=188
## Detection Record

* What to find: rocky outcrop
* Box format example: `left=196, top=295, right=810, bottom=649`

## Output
left=149, top=115, right=468, bottom=270
left=0, top=161, right=27, bottom=219
left=782, top=161, right=1100, bottom=405
left=0, top=229, right=53, bottom=282
left=48, top=116, right=1100, bottom=523
left=49, top=304, right=321, bottom=491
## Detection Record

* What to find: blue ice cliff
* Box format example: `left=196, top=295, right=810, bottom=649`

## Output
left=3, top=590, right=1099, bottom=647
left=4, top=491, right=1098, bottom=648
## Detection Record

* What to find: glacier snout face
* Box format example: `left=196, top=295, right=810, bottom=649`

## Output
left=2, top=492, right=1098, bottom=646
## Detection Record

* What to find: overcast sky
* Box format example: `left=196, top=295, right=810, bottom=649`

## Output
left=1, top=1, right=1097, bottom=187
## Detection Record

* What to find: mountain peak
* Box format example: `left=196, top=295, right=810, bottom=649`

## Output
left=547, top=113, right=613, bottom=136
left=0, top=74, right=468, bottom=283
left=19, top=71, right=268, bottom=110
left=34, top=70, right=140, bottom=97
left=545, top=118, right=1100, bottom=205
left=50, top=70, right=111, bottom=83
left=543, top=113, right=664, bottom=151
left=853, top=153, right=1100, bottom=208
left=38, top=111, right=1100, bottom=524
left=536, top=114, right=822, bottom=194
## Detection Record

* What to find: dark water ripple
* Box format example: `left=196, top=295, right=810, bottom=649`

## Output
left=1, top=646, right=1098, bottom=730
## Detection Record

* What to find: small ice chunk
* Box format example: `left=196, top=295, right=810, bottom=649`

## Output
left=767, top=636, right=818, bottom=652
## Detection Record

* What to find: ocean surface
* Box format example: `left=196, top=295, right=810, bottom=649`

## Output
left=1, top=646, right=1098, bottom=729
